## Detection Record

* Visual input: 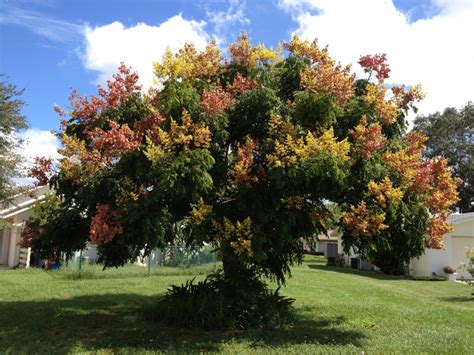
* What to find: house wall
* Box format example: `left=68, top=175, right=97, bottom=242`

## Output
left=0, top=228, right=10, bottom=264
left=410, top=218, right=474, bottom=278
left=316, top=241, right=328, bottom=255
left=0, top=211, right=33, bottom=268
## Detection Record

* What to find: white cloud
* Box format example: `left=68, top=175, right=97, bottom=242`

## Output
left=206, top=0, right=250, bottom=42
left=16, top=128, right=61, bottom=163
left=0, top=5, right=82, bottom=43
left=280, top=0, right=474, bottom=120
left=83, top=15, right=210, bottom=89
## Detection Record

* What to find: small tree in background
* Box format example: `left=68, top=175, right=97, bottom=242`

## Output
left=24, top=34, right=459, bottom=327
left=414, top=103, right=473, bottom=212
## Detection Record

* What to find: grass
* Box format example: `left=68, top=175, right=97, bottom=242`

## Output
left=0, top=257, right=473, bottom=354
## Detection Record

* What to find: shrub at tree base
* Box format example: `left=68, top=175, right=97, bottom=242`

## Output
left=22, top=34, right=460, bottom=328
left=151, top=271, right=294, bottom=330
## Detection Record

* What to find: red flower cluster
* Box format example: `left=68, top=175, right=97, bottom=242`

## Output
left=358, top=53, right=391, bottom=82
left=200, top=86, right=234, bottom=117
left=89, top=204, right=123, bottom=244
left=61, top=63, right=141, bottom=123
left=88, top=120, right=139, bottom=160
left=19, top=220, right=37, bottom=248
left=28, top=156, right=53, bottom=186
left=227, top=74, right=258, bottom=95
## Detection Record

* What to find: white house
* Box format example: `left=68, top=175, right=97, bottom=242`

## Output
left=0, top=185, right=50, bottom=268
left=337, top=212, right=474, bottom=276
left=410, top=213, right=474, bottom=279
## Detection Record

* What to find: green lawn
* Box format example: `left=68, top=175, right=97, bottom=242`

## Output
left=0, top=257, right=472, bottom=354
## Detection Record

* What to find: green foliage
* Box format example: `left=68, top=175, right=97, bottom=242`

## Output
left=27, top=192, right=89, bottom=260
left=228, top=87, right=281, bottom=141
left=293, top=92, right=340, bottom=130
left=0, top=76, right=28, bottom=204
left=414, top=103, right=474, bottom=212
left=152, top=271, right=294, bottom=330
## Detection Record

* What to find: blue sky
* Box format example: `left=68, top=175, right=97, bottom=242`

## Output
left=0, top=0, right=473, bottom=161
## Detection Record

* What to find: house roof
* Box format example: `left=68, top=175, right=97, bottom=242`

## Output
left=449, top=212, right=474, bottom=225
left=0, top=185, right=50, bottom=219
left=317, top=229, right=341, bottom=242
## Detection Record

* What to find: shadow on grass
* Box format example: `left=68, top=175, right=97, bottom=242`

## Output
left=306, top=264, right=405, bottom=281
left=0, top=294, right=365, bottom=353
left=438, top=296, right=474, bottom=303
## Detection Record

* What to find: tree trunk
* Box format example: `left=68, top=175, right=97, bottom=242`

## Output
left=221, top=243, right=243, bottom=281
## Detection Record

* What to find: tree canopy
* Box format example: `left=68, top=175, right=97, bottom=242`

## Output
left=414, top=103, right=473, bottom=213
left=24, top=34, right=459, bottom=280
left=0, top=76, right=28, bottom=204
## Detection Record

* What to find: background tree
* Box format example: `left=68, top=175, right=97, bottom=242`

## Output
left=23, top=35, right=460, bottom=326
left=0, top=76, right=28, bottom=225
left=413, top=103, right=473, bottom=212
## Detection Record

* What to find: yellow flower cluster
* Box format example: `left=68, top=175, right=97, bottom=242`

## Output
left=58, top=134, right=103, bottom=183
left=144, top=112, right=211, bottom=162
left=213, top=217, right=253, bottom=257
left=228, top=33, right=283, bottom=68
left=267, top=127, right=350, bottom=169
left=366, top=177, right=403, bottom=208
left=189, top=197, right=213, bottom=225
left=365, top=83, right=398, bottom=125
left=154, top=40, right=223, bottom=80
left=284, top=196, right=304, bottom=210
left=115, top=177, right=146, bottom=211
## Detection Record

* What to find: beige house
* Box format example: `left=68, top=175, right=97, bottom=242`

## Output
left=410, top=213, right=474, bottom=279
left=0, top=185, right=50, bottom=268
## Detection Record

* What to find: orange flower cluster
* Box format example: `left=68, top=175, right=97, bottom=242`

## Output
left=350, top=116, right=387, bottom=159
left=342, top=202, right=388, bottom=237
left=284, top=36, right=355, bottom=106
left=366, top=177, right=403, bottom=208
left=199, top=85, right=234, bottom=117
left=89, top=204, right=123, bottom=244
left=230, top=137, right=259, bottom=186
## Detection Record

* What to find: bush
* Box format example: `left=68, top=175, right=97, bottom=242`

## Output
left=334, top=253, right=346, bottom=267
left=326, top=257, right=336, bottom=266
left=149, top=272, right=295, bottom=330
left=412, top=275, right=447, bottom=281
left=443, top=266, right=456, bottom=274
